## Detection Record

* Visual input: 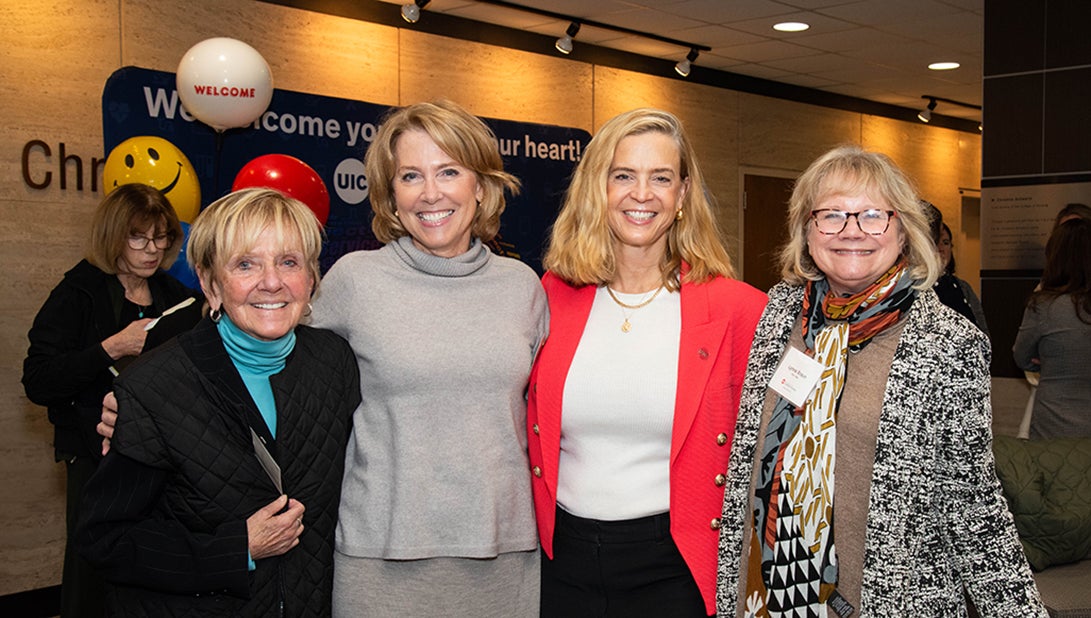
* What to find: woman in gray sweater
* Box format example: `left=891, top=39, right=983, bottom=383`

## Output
left=311, top=100, right=547, bottom=617
left=1014, top=217, right=1091, bottom=439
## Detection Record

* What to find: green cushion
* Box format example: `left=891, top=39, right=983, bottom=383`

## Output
left=993, top=436, right=1091, bottom=571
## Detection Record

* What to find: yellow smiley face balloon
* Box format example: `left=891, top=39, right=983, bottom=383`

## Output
left=104, top=136, right=201, bottom=223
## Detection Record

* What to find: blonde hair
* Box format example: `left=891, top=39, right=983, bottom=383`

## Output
left=365, top=100, right=519, bottom=244
left=86, top=183, right=184, bottom=273
left=187, top=188, right=323, bottom=294
left=543, top=108, right=734, bottom=290
left=780, top=144, right=941, bottom=289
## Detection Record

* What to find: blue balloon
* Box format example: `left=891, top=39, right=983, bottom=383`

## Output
left=166, top=221, right=200, bottom=290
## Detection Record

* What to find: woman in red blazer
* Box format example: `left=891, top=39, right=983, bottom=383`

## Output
left=528, top=108, right=766, bottom=617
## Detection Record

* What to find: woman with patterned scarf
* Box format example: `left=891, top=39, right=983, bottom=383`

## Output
left=715, top=145, right=1046, bottom=617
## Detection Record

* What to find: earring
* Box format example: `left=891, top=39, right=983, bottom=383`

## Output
left=304, top=302, right=313, bottom=318
left=210, top=306, right=222, bottom=323
left=675, top=210, right=683, bottom=221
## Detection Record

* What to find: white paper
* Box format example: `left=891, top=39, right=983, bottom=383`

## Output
left=250, top=427, right=282, bottom=494
left=144, top=296, right=197, bottom=331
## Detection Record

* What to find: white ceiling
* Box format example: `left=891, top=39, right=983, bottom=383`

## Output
left=379, top=0, right=983, bottom=122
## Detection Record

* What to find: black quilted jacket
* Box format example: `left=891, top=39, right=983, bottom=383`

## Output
left=76, top=318, right=360, bottom=617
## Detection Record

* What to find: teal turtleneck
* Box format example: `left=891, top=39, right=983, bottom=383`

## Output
left=216, top=312, right=296, bottom=437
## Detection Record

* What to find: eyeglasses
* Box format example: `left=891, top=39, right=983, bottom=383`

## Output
left=127, top=234, right=174, bottom=250
left=810, top=209, right=896, bottom=235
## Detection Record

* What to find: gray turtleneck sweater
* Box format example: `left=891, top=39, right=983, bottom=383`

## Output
left=311, top=237, right=548, bottom=559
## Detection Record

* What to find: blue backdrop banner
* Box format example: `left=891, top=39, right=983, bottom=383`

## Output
left=102, top=66, right=589, bottom=274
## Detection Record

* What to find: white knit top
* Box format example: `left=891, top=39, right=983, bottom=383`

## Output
left=557, top=285, right=680, bottom=520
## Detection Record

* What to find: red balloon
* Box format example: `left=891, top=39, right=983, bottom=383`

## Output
left=231, top=154, right=330, bottom=225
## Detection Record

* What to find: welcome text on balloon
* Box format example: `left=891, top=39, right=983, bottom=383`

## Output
left=191, top=85, right=258, bottom=98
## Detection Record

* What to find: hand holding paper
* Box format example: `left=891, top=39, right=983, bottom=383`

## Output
left=247, top=495, right=305, bottom=560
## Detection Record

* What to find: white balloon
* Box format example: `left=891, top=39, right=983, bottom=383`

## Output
left=176, top=37, right=273, bottom=131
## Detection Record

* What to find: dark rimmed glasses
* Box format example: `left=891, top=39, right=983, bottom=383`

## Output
left=810, top=208, right=895, bottom=235
left=127, top=234, right=174, bottom=250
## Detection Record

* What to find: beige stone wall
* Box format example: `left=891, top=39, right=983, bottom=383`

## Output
left=0, top=0, right=981, bottom=594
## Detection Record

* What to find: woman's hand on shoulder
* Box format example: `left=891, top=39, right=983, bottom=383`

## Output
left=98, top=392, right=118, bottom=455
left=247, top=495, right=306, bottom=561
left=101, top=319, right=154, bottom=360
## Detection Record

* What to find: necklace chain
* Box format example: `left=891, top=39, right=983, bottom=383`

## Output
left=606, top=285, right=664, bottom=309
left=606, top=285, right=664, bottom=333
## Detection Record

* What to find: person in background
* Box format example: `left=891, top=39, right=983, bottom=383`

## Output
left=934, top=221, right=988, bottom=334
left=1013, top=217, right=1091, bottom=439
left=1054, top=202, right=1091, bottom=227
left=923, top=199, right=943, bottom=244
left=22, top=183, right=199, bottom=618
left=311, top=100, right=547, bottom=617
left=77, top=188, right=360, bottom=616
left=1016, top=202, right=1091, bottom=436
left=528, top=108, right=766, bottom=617
left=716, top=145, right=1045, bottom=617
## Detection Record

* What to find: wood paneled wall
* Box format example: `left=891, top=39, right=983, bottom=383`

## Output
left=0, top=0, right=979, bottom=594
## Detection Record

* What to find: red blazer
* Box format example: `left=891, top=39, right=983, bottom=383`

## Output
left=527, top=269, right=766, bottom=614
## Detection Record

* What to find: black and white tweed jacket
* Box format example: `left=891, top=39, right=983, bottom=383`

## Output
left=716, top=282, right=1047, bottom=617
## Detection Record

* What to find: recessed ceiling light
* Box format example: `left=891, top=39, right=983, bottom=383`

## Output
left=928, top=61, right=960, bottom=71
left=773, top=22, right=810, bottom=32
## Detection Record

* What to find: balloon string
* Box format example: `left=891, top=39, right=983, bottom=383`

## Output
left=214, top=130, right=224, bottom=201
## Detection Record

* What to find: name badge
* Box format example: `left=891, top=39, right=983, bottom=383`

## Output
left=768, top=346, right=822, bottom=408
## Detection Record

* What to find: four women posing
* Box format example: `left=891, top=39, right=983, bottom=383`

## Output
left=72, top=102, right=1044, bottom=617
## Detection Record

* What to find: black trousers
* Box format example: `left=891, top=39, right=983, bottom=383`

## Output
left=541, top=507, right=709, bottom=617
left=63, top=456, right=105, bottom=618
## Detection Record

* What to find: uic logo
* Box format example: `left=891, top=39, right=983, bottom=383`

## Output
left=334, top=158, right=368, bottom=205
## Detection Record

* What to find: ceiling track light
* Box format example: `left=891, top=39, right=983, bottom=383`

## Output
left=472, top=0, right=710, bottom=76
left=917, top=97, right=937, bottom=123
left=916, top=94, right=983, bottom=124
left=675, top=47, right=700, bottom=77
left=555, top=22, right=580, bottom=55
left=401, top=0, right=431, bottom=24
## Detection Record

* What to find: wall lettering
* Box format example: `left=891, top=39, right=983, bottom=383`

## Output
left=21, top=140, right=104, bottom=192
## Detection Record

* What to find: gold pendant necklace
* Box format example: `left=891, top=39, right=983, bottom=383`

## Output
left=606, top=285, right=664, bottom=333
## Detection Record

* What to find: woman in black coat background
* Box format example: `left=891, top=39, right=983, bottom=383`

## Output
left=22, top=183, right=199, bottom=618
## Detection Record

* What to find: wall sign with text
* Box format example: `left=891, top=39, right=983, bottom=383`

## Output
left=981, top=182, right=1091, bottom=271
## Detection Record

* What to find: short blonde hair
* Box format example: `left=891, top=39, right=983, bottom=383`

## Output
left=187, top=188, right=323, bottom=295
left=780, top=144, right=941, bottom=289
left=365, top=100, right=519, bottom=244
left=543, top=108, right=734, bottom=290
left=86, top=183, right=184, bottom=273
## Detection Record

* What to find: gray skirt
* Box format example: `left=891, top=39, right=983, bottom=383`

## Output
left=332, top=549, right=540, bottom=617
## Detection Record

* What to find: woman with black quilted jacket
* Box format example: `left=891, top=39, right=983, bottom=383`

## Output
left=76, top=188, right=360, bottom=617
